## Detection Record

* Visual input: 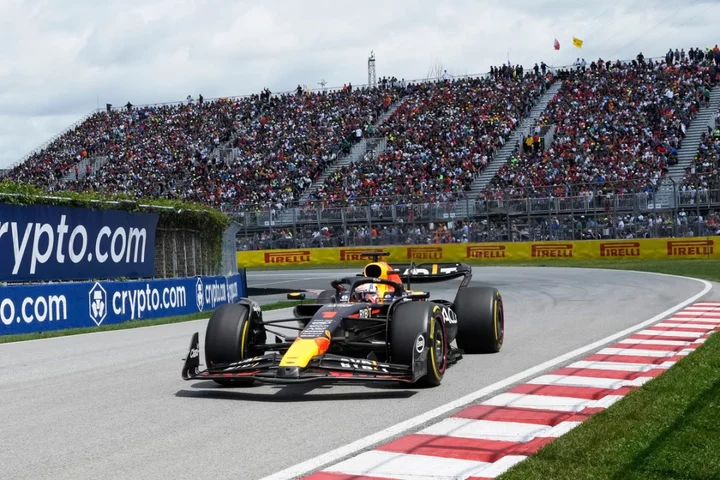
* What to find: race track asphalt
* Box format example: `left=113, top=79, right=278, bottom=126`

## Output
left=0, top=267, right=716, bottom=480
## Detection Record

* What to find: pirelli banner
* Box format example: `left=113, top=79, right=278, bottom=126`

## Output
left=237, top=238, right=719, bottom=268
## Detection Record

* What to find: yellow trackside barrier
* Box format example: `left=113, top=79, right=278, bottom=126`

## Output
left=237, top=237, right=719, bottom=268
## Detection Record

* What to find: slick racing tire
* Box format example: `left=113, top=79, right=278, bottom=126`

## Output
left=390, top=302, right=447, bottom=387
left=316, top=289, right=337, bottom=304
left=205, top=303, right=260, bottom=386
left=454, top=287, right=504, bottom=354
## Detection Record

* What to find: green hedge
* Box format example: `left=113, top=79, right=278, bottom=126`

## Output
left=0, top=180, right=231, bottom=271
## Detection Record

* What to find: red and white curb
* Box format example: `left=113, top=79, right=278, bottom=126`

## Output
left=302, top=302, right=720, bottom=480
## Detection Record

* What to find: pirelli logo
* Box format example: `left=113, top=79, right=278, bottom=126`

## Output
left=531, top=243, right=573, bottom=258
left=339, top=249, right=382, bottom=261
left=263, top=250, right=311, bottom=264
left=667, top=239, right=714, bottom=257
left=600, top=241, right=641, bottom=258
left=407, top=247, right=443, bottom=260
left=466, top=245, right=506, bottom=259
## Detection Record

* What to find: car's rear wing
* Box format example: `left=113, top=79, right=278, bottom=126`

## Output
left=355, top=252, right=472, bottom=288
left=391, top=262, right=472, bottom=288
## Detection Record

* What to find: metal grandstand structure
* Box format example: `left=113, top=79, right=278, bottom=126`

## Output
left=234, top=180, right=720, bottom=251
left=225, top=177, right=720, bottom=238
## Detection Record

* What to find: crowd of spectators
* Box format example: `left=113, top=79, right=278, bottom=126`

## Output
left=67, top=85, right=403, bottom=208
left=680, top=107, right=720, bottom=201
left=666, top=46, right=720, bottom=66
left=216, top=85, right=402, bottom=207
left=8, top=45, right=720, bottom=219
left=9, top=84, right=404, bottom=209
left=482, top=54, right=719, bottom=201
left=306, top=72, right=552, bottom=205
left=237, top=209, right=720, bottom=251
left=9, top=95, right=258, bottom=189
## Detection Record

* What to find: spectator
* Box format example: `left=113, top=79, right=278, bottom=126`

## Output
left=482, top=55, right=718, bottom=201
left=311, top=72, right=550, bottom=205
left=9, top=84, right=405, bottom=209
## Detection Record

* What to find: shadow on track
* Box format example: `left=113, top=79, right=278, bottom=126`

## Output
left=175, top=380, right=418, bottom=402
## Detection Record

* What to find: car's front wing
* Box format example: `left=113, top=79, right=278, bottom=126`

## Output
left=181, top=332, right=428, bottom=385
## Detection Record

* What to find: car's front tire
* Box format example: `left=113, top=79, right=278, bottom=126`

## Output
left=205, top=303, right=262, bottom=386
left=390, top=302, right=447, bottom=387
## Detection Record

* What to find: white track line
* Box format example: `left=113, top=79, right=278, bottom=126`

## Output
left=257, top=274, right=712, bottom=480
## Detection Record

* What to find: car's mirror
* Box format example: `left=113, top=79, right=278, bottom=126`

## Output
left=407, top=292, right=430, bottom=300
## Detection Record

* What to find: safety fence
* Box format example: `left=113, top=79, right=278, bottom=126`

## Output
left=231, top=188, right=720, bottom=255
left=154, top=227, right=239, bottom=279
left=236, top=237, right=719, bottom=269
left=225, top=179, right=719, bottom=233
left=237, top=219, right=718, bottom=251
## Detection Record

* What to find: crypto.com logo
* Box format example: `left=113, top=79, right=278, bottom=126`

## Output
left=196, top=277, right=204, bottom=312
left=88, top=282, right=108, bottom=326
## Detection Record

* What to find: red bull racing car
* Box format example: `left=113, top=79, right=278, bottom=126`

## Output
left=181, top=252, right=504, bottom=387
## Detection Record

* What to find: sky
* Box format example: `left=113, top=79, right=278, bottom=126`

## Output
left=1, top=0, right=718, bottom=169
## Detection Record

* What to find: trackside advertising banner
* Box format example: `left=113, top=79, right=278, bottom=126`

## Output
left=236, top=237, right=720, bottom=267
left=0, top=274, right=246, bottom=336
left=0, top=203, right=159, bottom=282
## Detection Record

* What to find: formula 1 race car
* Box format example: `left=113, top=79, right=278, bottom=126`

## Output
left=181, top=252, right=504, bottom=387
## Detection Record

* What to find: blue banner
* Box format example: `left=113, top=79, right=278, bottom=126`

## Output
left=0, top=203, right=159, bottom=282
left=0, top=274, right=247, bottom=336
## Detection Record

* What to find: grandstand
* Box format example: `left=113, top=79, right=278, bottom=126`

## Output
left=480, top=58, right=719, bottom=201
left=5, top=45, right=720, bottom=249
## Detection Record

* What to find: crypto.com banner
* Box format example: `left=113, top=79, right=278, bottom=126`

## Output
left=0, top=203, right=159, bottom=282
left=0, top=274, right=246, bottom=336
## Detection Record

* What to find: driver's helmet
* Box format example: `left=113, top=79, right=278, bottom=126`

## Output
left=353, top=283, right=380, bottom=303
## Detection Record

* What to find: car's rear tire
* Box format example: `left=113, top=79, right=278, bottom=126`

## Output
left=390, top=302, right=447, bottom=387
left=316, top=289, right=336, bottom=304
left=205, top=303, right=260, bottom=386
left=454, top=287, right=504, bottom=354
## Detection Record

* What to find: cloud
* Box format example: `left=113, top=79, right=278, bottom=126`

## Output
left=1, top=0, right=718, bottom=167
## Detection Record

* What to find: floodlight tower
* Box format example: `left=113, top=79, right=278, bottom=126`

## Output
left=318, top=79, right=327, bottom=92
left=368, top=51, right=376, bottom=88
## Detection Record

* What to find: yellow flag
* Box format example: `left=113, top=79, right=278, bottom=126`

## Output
left=573, top=37, right=583, bottom=48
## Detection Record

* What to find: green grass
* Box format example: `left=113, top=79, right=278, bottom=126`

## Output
left=0, top=300, right=301, bottom=344
left=498, top=329, right=720, bottom=480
